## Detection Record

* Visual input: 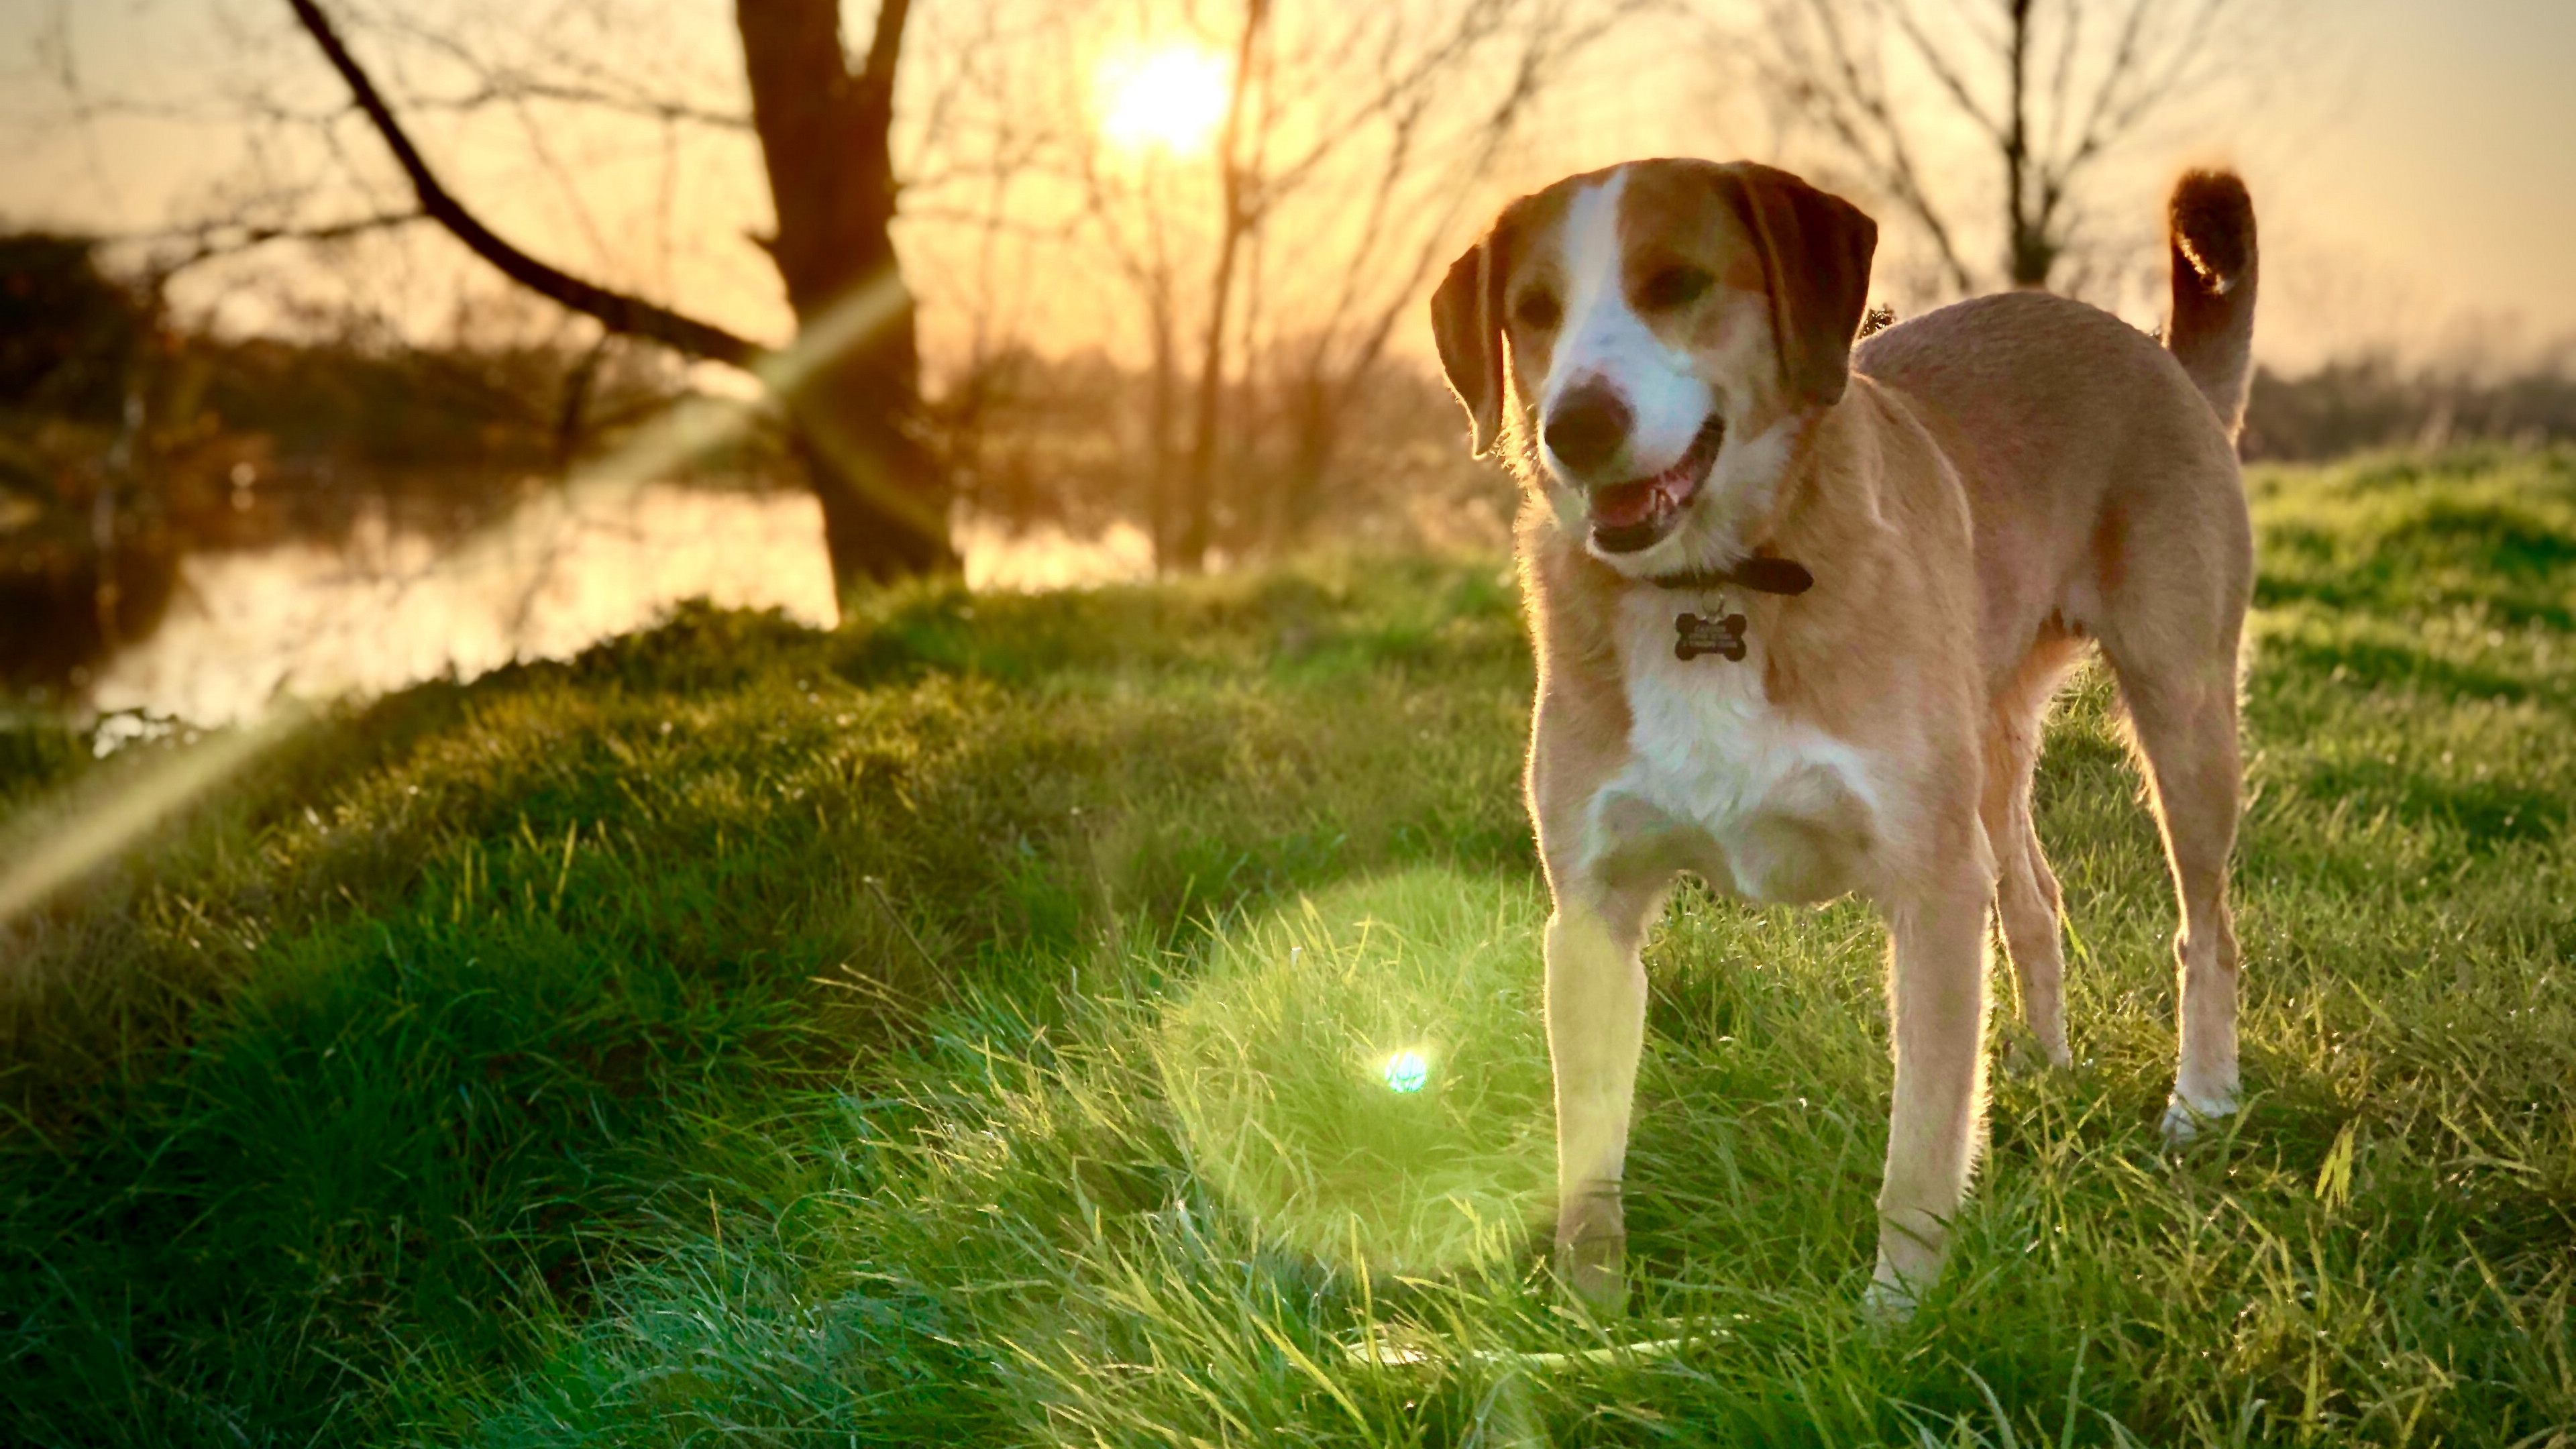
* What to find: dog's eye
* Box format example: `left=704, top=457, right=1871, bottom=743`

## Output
left=1512, top=289, right=1561, bottom=331
left=1639, top=265, right=1714, bottom=311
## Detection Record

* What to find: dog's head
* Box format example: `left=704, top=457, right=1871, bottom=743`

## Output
left=1432, top=159, right=1876, bottom=573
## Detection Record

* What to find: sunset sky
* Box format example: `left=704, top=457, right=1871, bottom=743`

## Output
left=3, top=0, right=2570, bottom=375
left=2211, top=0, right=2576, bottom=367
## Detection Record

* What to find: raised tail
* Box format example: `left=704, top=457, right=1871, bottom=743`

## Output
left=2165, top=169, right=2258, bottom=439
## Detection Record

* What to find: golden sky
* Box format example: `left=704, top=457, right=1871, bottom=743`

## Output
left=2259, top=0, right=2576, bottom=367
left=3, top=0, right=2570, bottom=374
left=1515, top=0, right=2576, bottom=372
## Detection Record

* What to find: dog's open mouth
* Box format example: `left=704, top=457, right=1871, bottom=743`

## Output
left=1587, top=415, right=1724, bottom=553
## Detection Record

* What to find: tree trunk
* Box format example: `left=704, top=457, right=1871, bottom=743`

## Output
left=1147, top=292, right=1178, bottom=571
left=737, top=0, right=955, bottom=597
left=2000, top=0, right=2057, bottom=289
left=286, top=0, right=948, bottom=598
left=1175, top=0, right=1270, bottom=574
left=1271, top=364, right=1336, bottom=551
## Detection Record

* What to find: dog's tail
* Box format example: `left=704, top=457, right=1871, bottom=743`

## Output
left=2165, top=169, right=2258, bottom=439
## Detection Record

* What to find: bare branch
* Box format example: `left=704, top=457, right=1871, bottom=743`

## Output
left=373, top=11, right=750, bottom=132
left=1734, top=0, right=2283, bottom=293
left=861, top=0, right=912, bottom=93
left=142, top=209, right=429, bottom=279
left=282, top=0, right=761, bottom=368
left=402, top=76, right=750, bottom=131
left=1758, top=0, right=1977, bottom=290
left=1883, top=0, right=2005, bottom=143
left=2042, top=0, right=2086, bottom=165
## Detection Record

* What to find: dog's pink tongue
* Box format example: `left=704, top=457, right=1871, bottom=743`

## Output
left=1589, top=480, right=1656, bottom=529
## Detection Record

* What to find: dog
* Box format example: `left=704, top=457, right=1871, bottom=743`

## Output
left=1430, top=159, right=2256, bottom=1309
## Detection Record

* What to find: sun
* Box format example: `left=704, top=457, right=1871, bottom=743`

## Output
left=1097, top=44, right=1230, bottom=157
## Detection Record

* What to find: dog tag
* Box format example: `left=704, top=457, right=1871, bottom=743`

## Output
left=1674, top=611, right=1748, bottom=662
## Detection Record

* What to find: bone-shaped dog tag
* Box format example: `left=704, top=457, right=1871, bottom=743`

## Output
left=1674, top=611, right=1748, bottom=661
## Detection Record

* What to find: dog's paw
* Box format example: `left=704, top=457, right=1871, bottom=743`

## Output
left=2158, top=1091, right=2239, bottom=1148
left=1860, top=1272, right=1919, bottom=1324
left=2000, top=1029, right=2074, bottom=1079
left=1554, top=1232, right=1628, bottom=1319
left=1866, top=1218, right=1945, bottom=1321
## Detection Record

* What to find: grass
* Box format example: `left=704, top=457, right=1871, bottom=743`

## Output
left=1, top=446, right=2571, bottom=1446
left=1155, top=869, right=1556, bottom=1277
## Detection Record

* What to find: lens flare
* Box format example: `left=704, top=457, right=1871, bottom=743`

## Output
left=0, top=705, right=309, bottom=932
left=1155, top=868, right=1552, bottom=1273
left=1383, top=1049, right=1429, bottom=1093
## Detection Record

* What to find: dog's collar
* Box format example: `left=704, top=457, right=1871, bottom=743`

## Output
left=1648, top=555, right=1813, bottom=663
left=1646, top=556, right=1815, bottom=597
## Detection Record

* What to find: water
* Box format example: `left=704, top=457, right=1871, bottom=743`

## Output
left=87, top=482, right=1155, bottom=726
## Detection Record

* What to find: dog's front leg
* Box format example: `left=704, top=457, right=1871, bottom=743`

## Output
left=1546, top=870, right=1664, bottom=1312
left=1870, top=869, right=1992, bottom=1310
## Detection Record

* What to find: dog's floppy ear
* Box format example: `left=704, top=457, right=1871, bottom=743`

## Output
left=1430, top=228, right=1505, bottom=458
left=1713, top=162, right=1878, bottom=410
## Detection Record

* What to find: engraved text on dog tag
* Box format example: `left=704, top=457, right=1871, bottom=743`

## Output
left=1674, top=611, right=1748, bottom=662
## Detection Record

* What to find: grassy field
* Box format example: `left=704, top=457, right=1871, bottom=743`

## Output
left=2, top=447, right=2571, bottom=1447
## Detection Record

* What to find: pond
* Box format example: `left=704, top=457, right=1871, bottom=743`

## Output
left=83, top=482, right=1156, bottom=727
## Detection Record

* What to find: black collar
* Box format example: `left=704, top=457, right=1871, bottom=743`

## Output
left=1646, top=555, right=1815, bottom=596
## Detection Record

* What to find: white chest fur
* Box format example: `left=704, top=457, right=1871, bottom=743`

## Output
left=1586, top=589, right=1884, bottom=904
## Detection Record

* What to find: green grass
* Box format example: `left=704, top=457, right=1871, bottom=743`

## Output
left=2, top=447, right=2571, bottom=1446
left=1156, top=869, right=1556, bottom=1277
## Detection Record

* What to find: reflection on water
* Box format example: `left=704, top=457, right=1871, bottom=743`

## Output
left=92, top=482, right=836, bottom=725
left=91, top=483, right=1156, bottom=725
left=956, top=516, right=1157, bottom=592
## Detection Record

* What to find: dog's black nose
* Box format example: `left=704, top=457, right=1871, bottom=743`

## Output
left=1544, top=383, right=1631, bottom=474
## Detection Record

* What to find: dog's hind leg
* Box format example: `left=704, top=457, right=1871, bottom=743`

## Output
left=1980, top=639, right=2086, bottom=1069
left=2108, top=655, right=2245, bottom=1142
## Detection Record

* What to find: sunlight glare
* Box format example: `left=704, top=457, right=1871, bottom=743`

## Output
left=0, top=705, right=309, bottom=933
left=1155, top=870, right=1552, bottom=1274
left=1383, top=1048, right=1429, bottom=1094
left=1097, top=44, right=1230, bottom=157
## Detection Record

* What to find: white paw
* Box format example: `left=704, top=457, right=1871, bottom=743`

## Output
left=1555, top=1230, right=1628, bottom=1318
left=1864, top=1235, right=1940, bottom=1322
left=1860, top=1273, right=1919, bottom=1323
left=2159, top=1091, right=2238, bottom=1146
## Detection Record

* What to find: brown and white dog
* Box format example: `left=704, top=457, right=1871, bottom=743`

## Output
left=1430, top=160, right=2257, bottom=1308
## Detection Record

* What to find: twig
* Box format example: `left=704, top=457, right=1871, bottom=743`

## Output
left=139, top=211, right=427, bottom=280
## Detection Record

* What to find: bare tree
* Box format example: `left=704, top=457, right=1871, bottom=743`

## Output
left=35, top=0, right=1648, bottom=584
left=1242, top=0, right=1638, bottom=551
left=284, top=0, right=953, bottom=595
left=1174, top=0, right=1272, bottom=572
left=1732, top=0, right=2285, bottom=294
left=736, top=0, right=954, bottom=581
left=1073, top=0, right=1635, bottom=572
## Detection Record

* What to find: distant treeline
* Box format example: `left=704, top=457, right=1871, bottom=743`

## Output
left=1, top=234, right=754, bottom=529
left=0, top=234, right=763, bottom=690
left=933, top=343, right=1502, bottom=561
left=2243, top=359, right=2576, bottom=462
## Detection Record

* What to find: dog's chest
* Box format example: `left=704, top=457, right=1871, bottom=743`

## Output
left=1591, top=593, right=1883, bottom=904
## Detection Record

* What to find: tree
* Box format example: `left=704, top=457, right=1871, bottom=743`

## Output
left=1236, top=0, right=1635, bottom=553
left=1731, top=0, right=2284, bottom=294
left=1069, top=0, right=1634, bottom=572
left=284, top=0, right=953, bottom=596
left=1174, top=0, right=1271, bottom=573
left=43, top=0, right=1643, bottom=584
left=736, top=0, right=954, bottom=581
